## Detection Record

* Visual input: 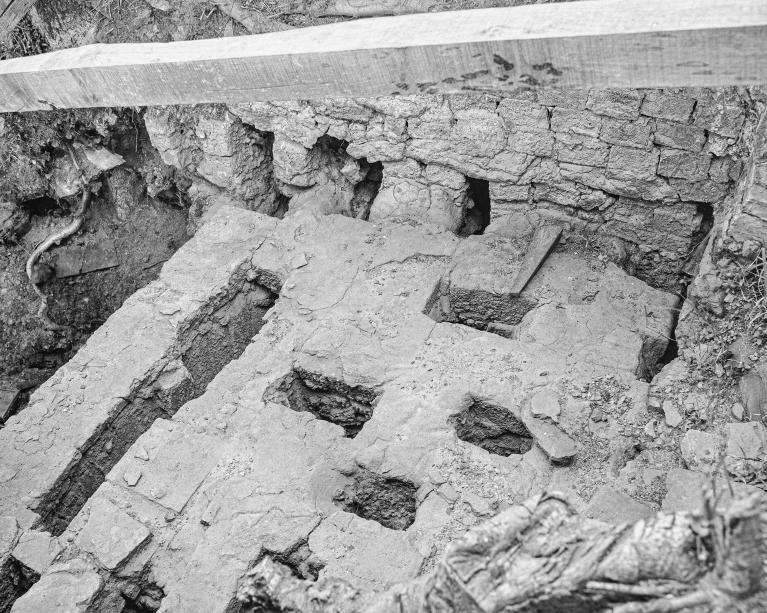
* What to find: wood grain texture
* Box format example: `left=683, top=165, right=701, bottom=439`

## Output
left=0, top=0, right=35, bottom=36
left=510, top=225, right=562, bottom=296
left=0, top=0, right=766, bottom=112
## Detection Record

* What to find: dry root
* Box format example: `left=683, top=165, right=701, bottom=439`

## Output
left=25, top=146, right=91, bottom=330
left=238, top=489, right=767, bottom=613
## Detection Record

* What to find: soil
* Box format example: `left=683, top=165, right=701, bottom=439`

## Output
left=0, top=107, right=189, bottom=419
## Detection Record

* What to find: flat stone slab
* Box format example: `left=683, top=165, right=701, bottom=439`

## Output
left=11, top=560, right=101, bottom=613
left=11, top=530, right=62, bottom=575
left=585, top=486, right=654, bottom=525
left=73, top=499, right=150, bottom=571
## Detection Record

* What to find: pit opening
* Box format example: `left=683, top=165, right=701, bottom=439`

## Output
left=351, top=159, right=383, bottom=221
left=424, top=280, right=536, bottom=340
left=263, top=368, right=379, bottom=438
left=333, top=469, right=417, bottom=531
left=19, top=196, right=59, bottom=216
left=459, top=178, right=491, bottom=236
left=451, top=397, right=533, bottom=456
left=35, top=280, right=278, bottom=536
left=309, top=135, right=383, bottom=220
left=264, top=541, right=325, bottom=582
left=0, top=558, right=37, bottom=612
left=121, top=580, right=165, bottom=612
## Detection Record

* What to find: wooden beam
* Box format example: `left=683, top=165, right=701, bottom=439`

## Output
left=0, top=0, right=765, bottom=112
left=0, top=0, right=35, bottom=38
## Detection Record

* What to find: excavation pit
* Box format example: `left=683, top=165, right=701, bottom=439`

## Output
left=264, top=368, right=380, bottom=438
left=333, top=469, right=418, bottom=531
left=451, top=398, right=534, bottom=457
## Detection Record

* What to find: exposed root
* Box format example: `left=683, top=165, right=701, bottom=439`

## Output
left=237, top=489, right=767, bottom=612
left=25, top=146, right=91, bottom=330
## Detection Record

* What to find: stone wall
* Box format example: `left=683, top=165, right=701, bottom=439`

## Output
left=727, top=106, right=767, bottom=252
left=146, top=88, right=759, bottom=290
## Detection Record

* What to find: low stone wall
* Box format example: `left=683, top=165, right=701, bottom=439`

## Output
left=727, top=108, right=767, bottom=251
left=146, top=88, right=759, bottom=290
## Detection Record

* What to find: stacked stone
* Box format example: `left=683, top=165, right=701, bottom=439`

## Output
left=145, top=88, right=753, bottom=289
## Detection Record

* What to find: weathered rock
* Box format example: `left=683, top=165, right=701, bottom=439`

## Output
left=662, top=468, right=761, bottom=512
left=12, top=530, right=62, bottom=575
left=530, top=389, right=561, bottom=422
left=640, top=90, right=695, bottom=123
left=584, top=486, right=654, bottom=525
left=11, top=559, right=102, bottom=613
left=680, top=429, right=720, bottom=471
left=52, top=144, right=125, bottom=198
left=740, top=365, right=767, bottom=422
left=724, top=421, right=767, bottom=478
left=662, top=400, right=683, bottom=428
left=73, top=499, right=151, bottom=571
left=523, top=416, right=576, bottom=464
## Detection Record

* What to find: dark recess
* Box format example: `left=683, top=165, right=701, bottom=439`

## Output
left=451, top=398, right=533, bottom=456
left=460, top=178, right=491, bottom=236
left=333, top=469, right=418, bottom=530
left=263, top=368, right=379, bottom=438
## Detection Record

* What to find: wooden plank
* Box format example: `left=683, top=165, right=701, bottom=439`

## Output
left=0, top=0, right=766, bottom=112
left=509, top=225, right=562, bottom=296
left=0, top=0, right=36, bottom=37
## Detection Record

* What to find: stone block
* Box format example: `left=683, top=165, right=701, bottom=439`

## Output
left=653, top=119, right=706, bottom=152
left=74, top=498, right=151, bottom=571
left=11, top=560, right=102, bottom=613
left=670, top=178, right=727, bottom=203
left=640, top=90, right=695, bottom=122
left=489, top=182, right=530, bottom=203
left=680, top=429, right=720, bottom=471
left=586, top=89, right=643, bottom=119
left=606, top=146, right=659, bottom=181
left=729, top=213, right=767, bottom=244
left=662, top=468, right=762, bottom=513
left=107, top=420, right=226, bottom=514
left=599, top=116, right=652, bottom=149
left=497, top=98, right=549, bottom=131
left=584, top=487, right=654, bottom=525
left=708, top=157, right=734, bottom=183
left=507, top=128, right=555, bottom=156
left=522, top=414, right=576, bottom=464
left=725, top=421, right=767, bottom=477
left=693, top=90, right=746, bottom=138
left=12, top=530, right=62, bottom=575
left=550, top=107, right=601, bottom=137
left=657, top=150, right=711, bottom=180
left=554, top=132, right=609, bottom=167
left=537, top=89, right=589, bottom=109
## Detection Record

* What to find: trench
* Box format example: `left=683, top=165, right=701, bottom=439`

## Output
left=33, top=278, right=278, bottom=536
